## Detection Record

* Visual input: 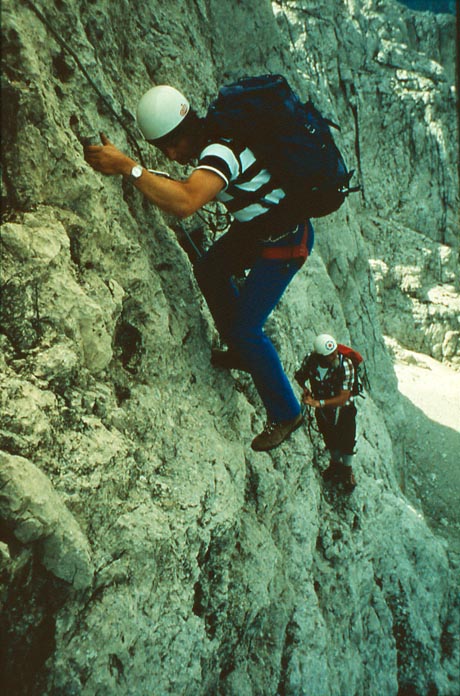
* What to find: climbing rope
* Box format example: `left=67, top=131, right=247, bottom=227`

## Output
left=23, top=0, right=146, bottom=167
left=195, top=205, right=231, bottom=238
left=302, top=404, right=320, bottom=444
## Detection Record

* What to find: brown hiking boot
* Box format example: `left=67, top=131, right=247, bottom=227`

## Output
left=321, top=461, right=343, bottom=482
left=251, top=413, right=304, bottom=452
left=340, top=465, right=357, bottom=492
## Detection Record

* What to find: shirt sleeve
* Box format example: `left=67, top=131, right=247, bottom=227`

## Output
left=341, top=357, right=355, bottom=392
left=195, top=142, right=241, bottom=188
left=294, top=354, right=312, bottom=388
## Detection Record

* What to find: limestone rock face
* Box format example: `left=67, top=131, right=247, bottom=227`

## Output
left=1, top=1, right=458, bottom=696
left=273, top=0, right=458, bottom=364
left=0, top=451, right=93, bottom=589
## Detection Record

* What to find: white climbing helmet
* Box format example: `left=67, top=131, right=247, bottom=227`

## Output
left=136, top=85, right=190, bottom=141
left=313, top=333, right=337, bottom=356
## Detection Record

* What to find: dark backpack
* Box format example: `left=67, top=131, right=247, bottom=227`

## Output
left=206, top=74, right=360, bottom=218
left=337, top=344, right=368, bottom=397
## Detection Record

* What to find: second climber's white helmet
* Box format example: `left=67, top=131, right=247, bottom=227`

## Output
left=136, top=85, right=190, bottom=141
left=313, top=334, right=337, bottom=356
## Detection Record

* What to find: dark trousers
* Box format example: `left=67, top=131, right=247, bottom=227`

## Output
left=315, top=404, right=357, bottom=455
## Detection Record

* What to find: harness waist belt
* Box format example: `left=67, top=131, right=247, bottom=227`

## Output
left=260, top=223, right=309, bottom=260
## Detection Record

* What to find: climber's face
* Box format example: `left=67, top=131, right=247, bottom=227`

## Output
left=157, top=134, right=196, bottom=165
left=318, top=349, right=338, bottom=368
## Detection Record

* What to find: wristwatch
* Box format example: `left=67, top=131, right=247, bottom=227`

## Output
left=130, top=164, right=143, bottom=180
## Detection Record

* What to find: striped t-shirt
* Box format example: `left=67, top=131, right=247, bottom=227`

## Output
left=195, top=137, right=288, bottom=223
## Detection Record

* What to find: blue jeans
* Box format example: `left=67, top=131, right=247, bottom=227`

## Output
left=194, top=222, right=314, bottom=422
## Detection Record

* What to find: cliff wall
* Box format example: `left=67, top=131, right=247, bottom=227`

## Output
left=273, top=0, right=459, bottom=363
left=1, top=1, right=458, bottom=695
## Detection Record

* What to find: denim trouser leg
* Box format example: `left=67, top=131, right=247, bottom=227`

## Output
left=227, top=256, right=303, bottom=422
left=194, top=236, right=304, bottom=423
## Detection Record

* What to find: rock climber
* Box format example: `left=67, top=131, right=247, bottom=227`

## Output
left=294, top=333, right=357, bottom=490
left=84, top=84, right=314, bottom=451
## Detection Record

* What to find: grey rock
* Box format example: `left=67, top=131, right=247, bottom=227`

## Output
left=1, top=0, right=458, bottom=694
left=0, top=451, right=93, bottom=589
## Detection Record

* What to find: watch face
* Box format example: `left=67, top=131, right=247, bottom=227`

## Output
left=131, top=165, right=143, bottom=179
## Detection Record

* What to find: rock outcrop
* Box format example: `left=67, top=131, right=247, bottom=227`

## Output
left=1, top=1, right=458, bottom=695
left=0, top=451, right=93, bottom=589
left=273, top=0, right=459, bottom=364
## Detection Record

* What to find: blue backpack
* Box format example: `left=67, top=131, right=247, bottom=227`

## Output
left=206, top=74, right=360, bottom=218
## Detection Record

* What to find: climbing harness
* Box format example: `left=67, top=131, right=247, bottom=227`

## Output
left=261, top=223, right=310, bottom=261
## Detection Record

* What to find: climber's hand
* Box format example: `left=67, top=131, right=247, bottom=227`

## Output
left=84, top=132, right=134, bottom=176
